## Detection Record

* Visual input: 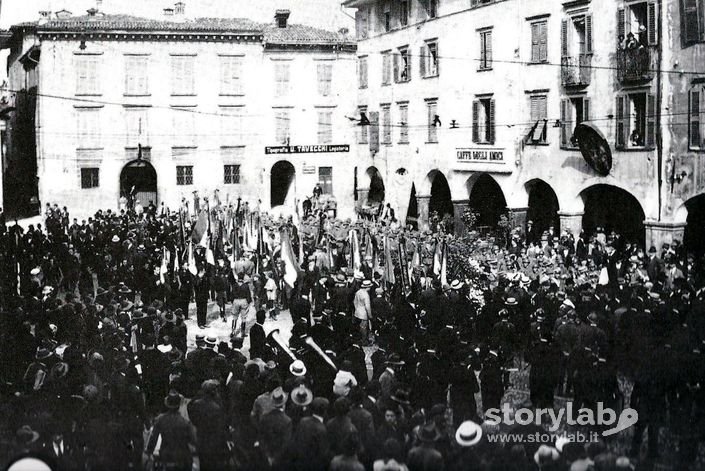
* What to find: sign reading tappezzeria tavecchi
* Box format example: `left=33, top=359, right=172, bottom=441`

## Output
left=456, top=147, right=505, bottom=162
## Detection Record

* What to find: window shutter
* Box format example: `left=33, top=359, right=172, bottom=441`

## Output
left=681, top=0, right=702, bottom=45
left=393, top=53, right=399, bottom=82
left=560, top=99, right=569, bottom=146
left=540, top=22, right=548, bottom=62
left=530, top=96, right=538, bottom=123
left=701, top=88, right=705, bottom=147
left=486, top=32, right=493, bottom=67
left=690, top=89, right=701, bottom=147
left=583, top=97, right=591, bottom=121
left=369, top=111, right=380, bottom=152
left=488, top=99, right=496, bottom=144
left=585, top=14, right=593, bottom=53
left=419, top=45, right=426, bottom=78
left=472, top=100, right=479, bottom=143
left=531, top=23, right=540, bottom=62
left=435, top=42, right=440, bottom=76
left=616, top=96, right=626, bottom=148
left=647, top=1, right=658, bottom=46
left=561, top=19, right=568, bottom=57
left=646, top=93, right=656, bottom=147
left=617, top=8, right=626, bottom=47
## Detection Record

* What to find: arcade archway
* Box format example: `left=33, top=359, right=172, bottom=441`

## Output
left=271, top=160, right=296, bottom=208
left=468, top=174, right=507, bottom=228
left=366, top=166, right=385, bottom=204
left=580, top=185, right=645, bottom=245
left=428, top=170, right=453, bottom=218
left=120, top=160, right=157, bottom=207
left=526, top=179, right=560, bottom=239
left=684, top=194, right=705, bottom=257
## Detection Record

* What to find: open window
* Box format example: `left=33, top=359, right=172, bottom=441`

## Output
left=560, top=96, right=590, bottom=148
left=472, top=97, right=495, bottom=144
left=616, top=92, right=656, bottom=149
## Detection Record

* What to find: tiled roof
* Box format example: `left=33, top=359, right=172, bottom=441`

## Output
left=10, top=14, right=354, bottom=46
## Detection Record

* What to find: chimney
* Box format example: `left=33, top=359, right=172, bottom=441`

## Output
left=275, top=9, right=290, bottom=28
left=86, top=7, right=98, bottom=16
left=164, top=7, right=174, bottom=17
left=174, top=1, right=185, bottom=15
left=38, top=10, right=51, bottom=24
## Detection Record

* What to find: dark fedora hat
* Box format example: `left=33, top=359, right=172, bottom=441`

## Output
left=164, top=390, right=182, bottom=410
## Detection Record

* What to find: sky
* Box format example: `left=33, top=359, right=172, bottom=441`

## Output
left=0, top=0, right=355, bottom=30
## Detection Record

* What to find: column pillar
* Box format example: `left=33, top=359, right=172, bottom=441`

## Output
left=416, top=194, right=431, bottom=231
left=644, top=220, right=687, bottom=251
left=507, top=206, right=529, bottom=234
left=452, top=199, right=470, bottom=236
left=558, top=211, right=584, bottom=236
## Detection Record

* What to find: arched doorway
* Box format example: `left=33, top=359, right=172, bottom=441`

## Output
left=120, top=160, right=157, bottom=207
left=271, top=160, right=296, bottom=208
left=684, top=195, right=705, bottom=257
left=366, top=167, right=385, bottom=204
left=468, top=174, right=507, bottom=229
left=581, top=185, right=645, bottom=246
left=526, top=179, right=559, bottom=239
left=429, top=170, right=453, bottom=218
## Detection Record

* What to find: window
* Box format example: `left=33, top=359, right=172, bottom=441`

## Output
left=530, top=21, right=548, bottom=63
left=617, top=2, right=658, bottom=48
left=220, top=106, right=244, bottom=146
left=562, top=15, right=593, bottom=57
left=76, top=55, right=100, bottom=95
left=274, top=62, right=291, bottom=97
left=220, top=55, right=243, bottom=95
left=398, top=103, right=409, bottom=143
left=81, top=168, right=99, bottom=189
left=76, top=108, right=101, bottom=148
left=171, top=55, right=195, bottom=95
left=317, top=62, right=333, bottom=97
left=394, top=46, right=411, bottom=82
left=319, top=167, right=333, bottom=194
left=681, top=0, right=705, bottom=45
left=358, top=106, right=369, bottom=144
left=427, top=101, right=438, bottom=143
left=427, top=0, right=439, bottom=18
left=224, top=164, right=241, bottom=184
left=125, top=107, right=149, bottom=146
left=616, top=93, right=656, bottom=148
left=382, top=51, right=392, bottom=85
left=527, top=95, right=548, bottom=144
left=124, top=55, right=149, bottom=95
left=420, top=40, right=439, bottom=77
left=399, top=0, right=409, bottom=26
left=275, top=110, right=291, bottom=145
left=472, top=97, right=495, bottom=144
left=560, top=96, right=590, bottom=147
left=381, top=104, right=392, bottom=145
left=689, top=86, right=704, bottom=149
left=176, top=165, right=193, bottom=185
left=317, top=110, right=333, bottom=144
left=172, top=108, right=196, bottom=147
left=358, top=57, right=368, bottom=89
left=479, top=30, right=493, bottom=70
left=383, top=1, right=392, bottom=32
left=355, top=7, right=370, bottom=39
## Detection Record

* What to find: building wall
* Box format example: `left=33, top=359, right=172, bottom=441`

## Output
left=22, top=33, right=360, bottom=219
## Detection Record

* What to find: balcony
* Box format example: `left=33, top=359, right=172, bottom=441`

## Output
left=617, top=46, right=656, bottom=84
left=561, top=54, right=592, bottom=87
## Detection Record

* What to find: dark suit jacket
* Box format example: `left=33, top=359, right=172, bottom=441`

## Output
left=258, top=408, right=292, bottom=456
left=249, top=323, right=267, bottom=359
left=325, top=415, right=358, bottom=456
left=291, top=416, right=330, bottom=471
left=647, top=256, right=665, bottom=283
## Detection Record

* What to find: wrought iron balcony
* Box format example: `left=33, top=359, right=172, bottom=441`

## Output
left=561, top=54, right=592, bottom=87
left=617, top=46, right=655, bottom=83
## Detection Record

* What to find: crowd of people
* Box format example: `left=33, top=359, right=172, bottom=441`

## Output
left=0, top=198, right=704, bottom=471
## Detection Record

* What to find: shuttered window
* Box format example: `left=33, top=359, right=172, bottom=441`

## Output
left=560, top=97, right=590, bottom=148
left=76, top=108, right=101, bottom=148
left=359, top=106, right=369, bottom=144
left=381, top=105, right=392, bottom=145
left=681, top=0, right=704, bottom=45
left=317, top=62, right=333, bottom=97
left=382, top=51, right=392, bottom=85
left=358, top=57, right=368, bottom=89
left=124, top=55, right=149, bottom=96
left=220, top=55, right=243, bottom=95
left=275, top=110, right=291, bottom=145
left=76, top=55, right=101, bottom=95
left=690, top=88, right=704, bottom=148
left=398, top=104, right=409, bottom=143
left=274, top=62, right=291, bottom=97
left=395, top=47, right=411, bottom=82
left=531, top=21, right=548, bottom=63
left=171, top=55, right=195, bottom=95
left=355, top=7, right=369, bottom=39
left=317, top=110, right=333, bottom=144
left=421, top=40, right=439, bottom=77
left=479, top=30, right=492, bottom=70
left=616, top=93, right=655, bottom=148
left=125, top=107, right=149, bottom=146
left=319, top=167, right=333, bottom=195
left=528, top=95, right=548, bottom=143
left=472, top=98, right=495, bottom=144
left=427, top=101, right=438, bottom=143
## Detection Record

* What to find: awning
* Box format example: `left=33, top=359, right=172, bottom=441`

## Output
left=574, top=121, right=612, bottom=176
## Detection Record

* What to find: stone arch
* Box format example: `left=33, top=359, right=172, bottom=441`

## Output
left=579, top=184, right=645, bottom=245
left=466, top=173, right=508, bottom=228
left=525, top=178, right=560, bottom=239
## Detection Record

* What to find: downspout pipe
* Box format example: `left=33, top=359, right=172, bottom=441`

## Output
left=656, top=0, right=663, bottom=222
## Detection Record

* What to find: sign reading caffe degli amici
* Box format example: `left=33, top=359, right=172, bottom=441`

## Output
left=456, top=147, right=505, bottom=163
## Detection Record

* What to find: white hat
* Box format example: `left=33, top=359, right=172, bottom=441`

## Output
left=30, top=267, right=41, bottom=276
left=289, top=360, right=307, bottom=377
left=450, top=280, right=464, bottom=290
left=455, top=420, right=483, bottom=447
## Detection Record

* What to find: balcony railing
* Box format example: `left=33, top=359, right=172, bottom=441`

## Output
left=617, top=46, right=655, bottom=83
left=561, top=54, right=592, bottom=87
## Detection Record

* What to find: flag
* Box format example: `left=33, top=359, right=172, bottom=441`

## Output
left=206, top=237, right=216, bottom=266
left=383, top=235, right=395, bottom=286
left=326, top=234, right=335, bottom=269
left=410, top=241, right=420, bottom=280
left=178, top=210, right=186, bottom=249
left=349, top=229, right=362, bottom=272
left=159, top=247, right=169, bottom=285
left=232, top=226, right=241, bottom=261
left=440, top=240, right=448, bottom=288
left=187, top=242, right=197, bottom=275
left=191, top=210, right=209, bottom=246
left=173, top=249, right=181, bottom=289
left=433, top=238, right=443, bottom=276
left=397, top=235, right=410, bottom=297
left=280, top=228, right=300, bottom=288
